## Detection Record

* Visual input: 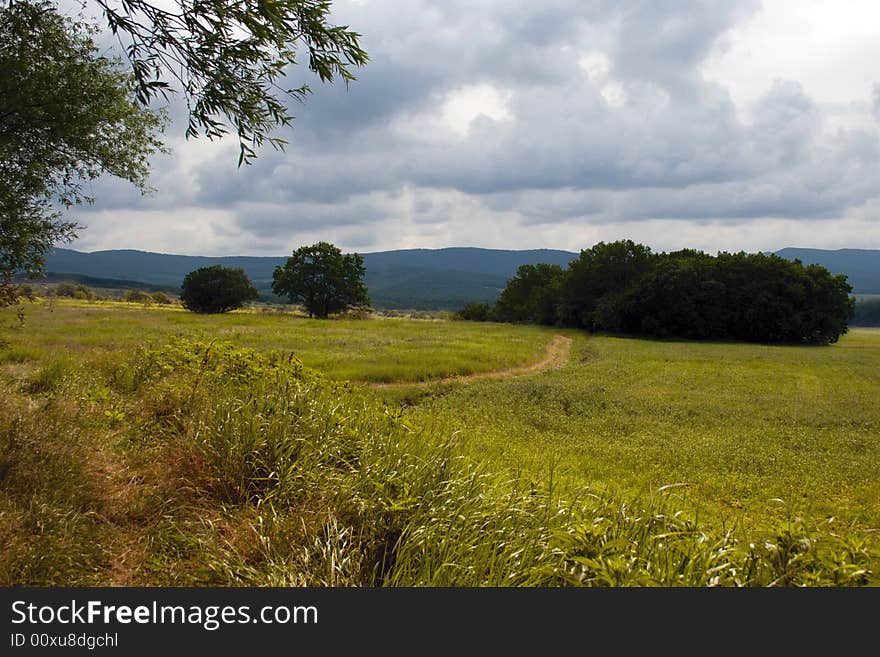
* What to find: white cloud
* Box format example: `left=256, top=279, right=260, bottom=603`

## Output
left=578, top=52, right=627, bottom=107
left=440, top=83, right=513, bottom=135
left=702, top=0, right=880, bottom=109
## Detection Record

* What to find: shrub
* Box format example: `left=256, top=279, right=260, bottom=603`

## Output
left=123, top=289, right=153, bottom=304
left=53, top=282, right=94, bottom=300
left=454, top=302, right=492, bottom=322
left=180, top=265, right=258, bottom=314
left=151, top=291, right=174, bottom=305
left=339, top=307, right=372, bottom=320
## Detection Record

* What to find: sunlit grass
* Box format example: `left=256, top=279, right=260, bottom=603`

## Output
left=1, top=300, right=554, bottom=383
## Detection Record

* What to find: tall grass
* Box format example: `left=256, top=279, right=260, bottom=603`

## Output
left=130, top=340, right=877, bottom=586
left=0, top=395, right=105, bottom=584
left=26, top=356, right=75, bottom=394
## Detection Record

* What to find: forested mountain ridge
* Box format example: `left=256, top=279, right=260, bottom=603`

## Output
left=42, top=246, right=879, bottom=309
left=44, top=247, right=577, bottom=309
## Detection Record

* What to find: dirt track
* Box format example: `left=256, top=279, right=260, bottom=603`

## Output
left=369, top=334, right=572, bottom=389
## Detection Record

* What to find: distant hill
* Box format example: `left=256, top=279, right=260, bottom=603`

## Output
left=42, top=249, right=282, bottom=289
left=43, top=247, right=578, bottom=310
left=773, top=248, right=880, bottom=294
left=17, top=272, right=180, bottom=295
left=362, top=248, right=576, bottom=308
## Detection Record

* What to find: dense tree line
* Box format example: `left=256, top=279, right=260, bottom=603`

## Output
left=494, top=263, right=564, bottom=325
left=488, top=241, right=854, bottom=345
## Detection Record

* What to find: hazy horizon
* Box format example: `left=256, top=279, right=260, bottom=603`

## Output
left=52, top=243, right=879, bottom=260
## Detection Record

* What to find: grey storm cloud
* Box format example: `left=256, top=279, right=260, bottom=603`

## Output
left=233, top=197, right=387, bottom=237
left=610, top=1, right=759, bottom=94
left=71, top=0, right=880, bottom=252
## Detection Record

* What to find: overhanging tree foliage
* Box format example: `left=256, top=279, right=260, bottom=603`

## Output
left=272, top=241, right=370, bottom=318
left=94, top=0, right=369, bottom=164
left=0, top=1, right=165, bottom=306
left=180, top=265, right=258, bottom=313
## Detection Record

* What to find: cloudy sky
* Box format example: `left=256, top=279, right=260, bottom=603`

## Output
left=70, top=0, right=880, bottom=256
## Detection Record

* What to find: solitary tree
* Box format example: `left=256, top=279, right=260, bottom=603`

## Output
left=272, top=242, right=369, bottom=318
left=181, top=265, right=258, bottom=313
left=0, top=0, right=164, bottom=306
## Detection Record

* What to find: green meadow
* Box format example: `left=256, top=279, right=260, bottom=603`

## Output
left=1, top=300, right=878, bottom=586
left=401, top=330, right=880, bottom=531
left=0, top=300, right=554, bottom=383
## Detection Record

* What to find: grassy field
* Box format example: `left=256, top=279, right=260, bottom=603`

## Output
left=402, top=330, right=880, bottom=532
left=1, top=301, right=878, bottom=586
left=0, top=299, right=555, bottom=383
